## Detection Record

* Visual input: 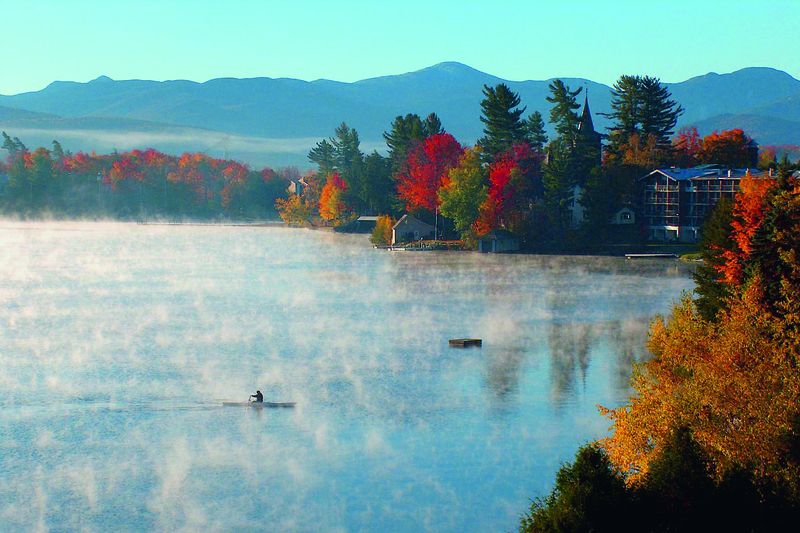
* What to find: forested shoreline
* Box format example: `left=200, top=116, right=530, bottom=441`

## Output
left=2, top=75, right=798, bottom=254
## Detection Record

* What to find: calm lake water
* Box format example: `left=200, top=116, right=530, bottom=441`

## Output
left=0, top=222, right=695, bottom=532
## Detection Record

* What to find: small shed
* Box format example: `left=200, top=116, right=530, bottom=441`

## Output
left=392, top=214, right=435, bottom=245
left=478, top=229, right=519, bottom=253
left=611, top=207, right=635, bottom=225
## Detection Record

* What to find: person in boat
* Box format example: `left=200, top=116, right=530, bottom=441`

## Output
left=249, top=390, right=264, bottom=403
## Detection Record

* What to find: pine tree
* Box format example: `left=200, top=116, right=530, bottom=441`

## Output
left=693, top=198, right=734, bottom=321
left=604, top=75, right=682, bottom=157
left=638, top=76, right=683, bottom=145
left=383, top=114, right=425, bottom=173
left=477, top=83, right=526, bottom=160
left=308, top=138, right=336, bottom=176
left=524, top=111, right=548, bottom=152
left=422, top=113, right=443, bottom=137
left=545, top=80, right=581, bottom=144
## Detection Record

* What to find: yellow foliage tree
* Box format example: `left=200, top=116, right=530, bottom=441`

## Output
left=600, top=178, right=800, bottom=489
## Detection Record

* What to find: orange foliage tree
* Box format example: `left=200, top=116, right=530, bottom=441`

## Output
left=699, top=129, right=758, bottom=168
left=600, top=176, right=800, bottom=488
left=318, top=172, right=349, bottom=223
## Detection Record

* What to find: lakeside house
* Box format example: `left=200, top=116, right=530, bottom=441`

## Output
left=639, top=165, right=768, bottom=242
left=287, top=178, right=306, bottom=196
left=478, top=229, right=520, bottom=253
left=392, top=214, right=435, bottom=245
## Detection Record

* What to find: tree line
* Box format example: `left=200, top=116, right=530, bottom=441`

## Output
left=0, top=133, right=298, bottom=219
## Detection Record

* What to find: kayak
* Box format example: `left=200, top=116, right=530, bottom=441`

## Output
left=222, top=401, right=296, bottom=408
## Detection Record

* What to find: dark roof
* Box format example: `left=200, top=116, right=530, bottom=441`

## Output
left=640, top=166, right=762, bottom=182
left=479, top=229, right=518, bottom=240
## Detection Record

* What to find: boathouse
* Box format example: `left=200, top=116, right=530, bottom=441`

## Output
left=478, top=229, right=520, bottom=253
left=392, top=214, right=435, bottom=245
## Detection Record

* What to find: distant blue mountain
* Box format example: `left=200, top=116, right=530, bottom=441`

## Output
left=1, top=62, right=798, bottom=167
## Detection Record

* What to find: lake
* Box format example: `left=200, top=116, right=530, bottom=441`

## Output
left=0, top=222, right=695, bottom=532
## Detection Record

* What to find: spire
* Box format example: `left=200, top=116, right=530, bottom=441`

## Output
left=579, top=90, right=595, bottom=133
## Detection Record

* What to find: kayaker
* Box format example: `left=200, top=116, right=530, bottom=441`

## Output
left=250, top=390, right=264, bottom=403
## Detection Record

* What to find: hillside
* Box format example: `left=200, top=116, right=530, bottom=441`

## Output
left=1, top=62, right=798, bottom=167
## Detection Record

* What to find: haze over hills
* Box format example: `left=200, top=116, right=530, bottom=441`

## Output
left=1, top=62, right=798, bottom=168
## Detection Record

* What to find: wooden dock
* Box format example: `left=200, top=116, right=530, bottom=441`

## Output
left=449, top=338, right=482, bottom=348
left=624, top=253, right=678, bottom=259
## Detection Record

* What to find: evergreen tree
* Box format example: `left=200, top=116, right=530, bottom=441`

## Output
left=383, top=114, right=425, bottom=173
left=638, top=76, right=683, bottom=145
left=308, top=138, right=336, bottom=176
left=604, top=75, right=682, bottom=157
left=524, top=111, right=548, bottom=152
left=545, top=80, right=581, bottom=144
left=693, top=198, right=734, bottom=321
left=422, top=112, right=443, bottom=137
left=542, top=138, right=575, bottom=240
left=604, top=75, right=640, bottom=148
left=2, top=131, right=26, bottom=155
left=477, top=83, right=526, bottom=160
left=361, top=151, right=394, bottom=215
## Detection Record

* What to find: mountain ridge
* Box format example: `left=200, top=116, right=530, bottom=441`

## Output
left=1, top=62, right=798, bottom=167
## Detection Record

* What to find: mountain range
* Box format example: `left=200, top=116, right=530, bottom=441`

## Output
left=1, top=62, right=799, bottom=168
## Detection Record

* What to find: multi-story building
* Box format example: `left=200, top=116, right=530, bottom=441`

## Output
left=639, top=165, right=767, bottom=242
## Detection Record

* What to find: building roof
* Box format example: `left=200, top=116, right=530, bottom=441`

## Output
left=392, top=214, right=434, bottom=230
left=641, top=165, right=761, bottom=182
left=357, top=215, right=379, bottom=222
left=479, top=229, right=518, bottom=240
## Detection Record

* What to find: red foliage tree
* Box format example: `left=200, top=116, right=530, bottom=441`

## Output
left=672, top=126, right=702, bottom=167
left=396, top=133, right=463, bottom=212
left=717, top=175, right=777, bottom=284
left=475, top=142, right=537, bottom=234
left=700, top=129, right=758, bottom=168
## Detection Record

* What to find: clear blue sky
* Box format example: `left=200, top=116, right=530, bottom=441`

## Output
left=3, top=0, right=798, bottom=95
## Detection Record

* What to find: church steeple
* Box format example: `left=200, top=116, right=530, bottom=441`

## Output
left=576, top=89, right=602, bottom=163
left=578, top=92, right=595, bottom=134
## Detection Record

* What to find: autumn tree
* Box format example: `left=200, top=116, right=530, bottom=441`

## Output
left=601, top=176, right=800, bottom=491
left=476, top=143, right=538, bottom=237
left=699, top=129, right=759, bottom=168
left=396, top=133, right=463, bottom=212
left=672, top=126, right=702, bottom=167
left=318, top=172, right=350, bottom=223
left=370, top=215, right=395, bottom=246
left=438, top=147, right=487, bottom=241
left=275, top=193, right=313, bottom=226
left=478, top=83, right=527, bottom=161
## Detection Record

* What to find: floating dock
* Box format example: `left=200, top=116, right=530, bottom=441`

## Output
left=624, top=253, right=678, bottom=259
left=449, top=338, right=482, bottom=348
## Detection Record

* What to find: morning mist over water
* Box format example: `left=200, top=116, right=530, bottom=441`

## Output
left=0, top=222, right=695, bottom=531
